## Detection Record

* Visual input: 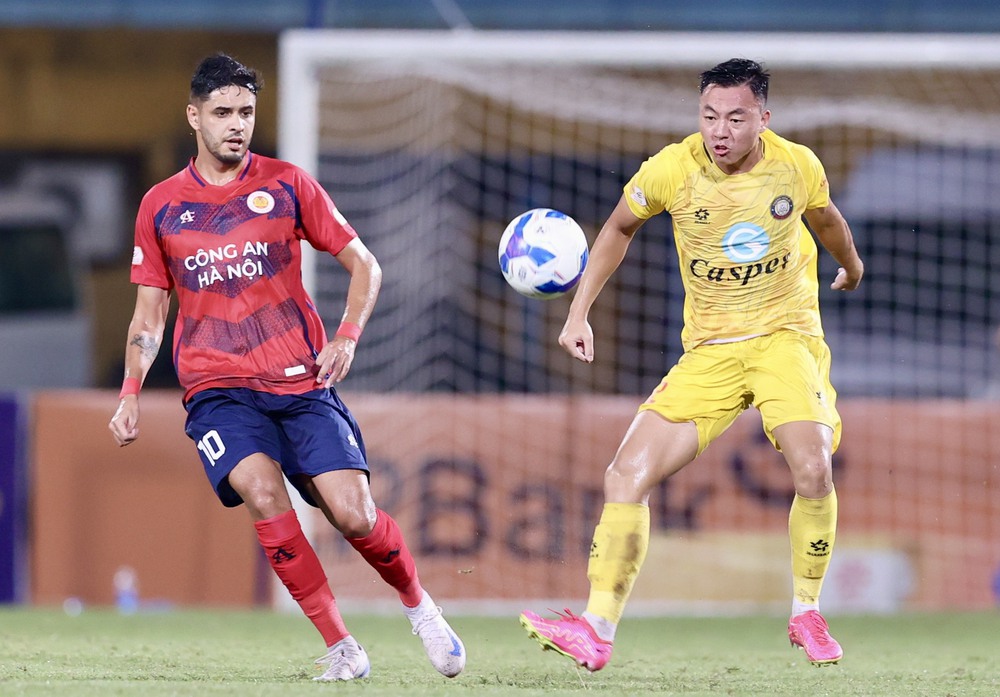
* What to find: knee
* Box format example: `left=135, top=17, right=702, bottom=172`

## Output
left=335, top=505, right=377, bottom=538
left=228, top=456, right=291, bottom=519
left=792, top=458, right=833, bottom=498
left=603, top=460, right=648, bottom=503
left=239, top=478, right=290, bottom=519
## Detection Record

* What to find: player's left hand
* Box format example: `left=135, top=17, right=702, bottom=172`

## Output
left=830, top=263, right=863, bottom=291
left=315, top=336, right=356, bottom=387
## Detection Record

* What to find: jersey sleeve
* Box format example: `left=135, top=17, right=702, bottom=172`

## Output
left=792, top=142, right=831, bottom=210
left=129, top=191, right=173, bottom=290
left=623, top=146, right=682, bottom=220
left=293, top=168, right=358, bottom=255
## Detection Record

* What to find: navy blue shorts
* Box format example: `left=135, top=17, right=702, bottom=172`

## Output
left=183, top=387, right=369, bottom=508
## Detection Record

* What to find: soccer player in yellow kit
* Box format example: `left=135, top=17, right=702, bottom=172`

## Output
left=521, top=58, right=864, bottom=669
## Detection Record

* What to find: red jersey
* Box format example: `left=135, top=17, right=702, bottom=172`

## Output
left=130, top=152, right=357, bottom=400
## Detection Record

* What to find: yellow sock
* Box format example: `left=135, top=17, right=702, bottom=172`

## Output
left=788, top=488, right=838, bottom=607
left=585, top=503, right=650, bottom=625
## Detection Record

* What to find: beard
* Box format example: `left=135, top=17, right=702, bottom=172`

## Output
left=204, top=132, right=249, bottom=165
left=211, top=145, right=247, bottom=164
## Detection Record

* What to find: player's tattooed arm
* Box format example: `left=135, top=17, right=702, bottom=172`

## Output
left=129, top=333, right=160, bottom=362
left=124, top=285, right=169, bottom=370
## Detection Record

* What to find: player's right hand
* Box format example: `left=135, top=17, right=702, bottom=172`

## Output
left=558, top=317, right=594, bottom=363
left=109, top=397, right=140, bottom=446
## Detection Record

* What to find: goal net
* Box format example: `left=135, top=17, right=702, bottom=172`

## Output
left=278, top=30, right=1000, bottom=614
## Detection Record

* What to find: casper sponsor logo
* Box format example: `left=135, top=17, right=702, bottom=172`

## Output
left=690, top=252, right=792, bottom=286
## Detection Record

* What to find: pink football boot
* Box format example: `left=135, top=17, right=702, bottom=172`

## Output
left=788, top=610, right=843, bottom=665
left=520, top=609, right=613, bottom=672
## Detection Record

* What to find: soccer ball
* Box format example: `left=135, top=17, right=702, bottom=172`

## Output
left=498, top=208, right=589, bottom=299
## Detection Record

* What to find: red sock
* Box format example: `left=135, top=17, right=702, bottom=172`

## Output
left=347, top=509, right=423, bottom=607
left=254, top=510, right=348, bottom=646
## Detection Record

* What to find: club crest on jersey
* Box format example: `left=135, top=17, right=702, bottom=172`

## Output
left=770, top=195, right=793, bottom=220
left=246, top=190, right=275, bottom=214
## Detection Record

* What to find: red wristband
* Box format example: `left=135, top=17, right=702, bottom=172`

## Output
left=119, top=376, right=141, bottom=399
left=335, top=321, right=362, bottom=342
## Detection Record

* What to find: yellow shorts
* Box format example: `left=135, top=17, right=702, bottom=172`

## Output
left=638, top=330, right=842, bottom=457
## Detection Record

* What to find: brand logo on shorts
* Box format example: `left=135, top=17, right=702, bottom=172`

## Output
left=770, top=195, right=793, bottom=220
left=347, top=433, right=359, bottom=448
left=246, top=190, right=275, bottom=214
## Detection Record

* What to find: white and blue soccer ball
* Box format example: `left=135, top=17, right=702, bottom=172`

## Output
left=498, top=208, right=589, bottom=299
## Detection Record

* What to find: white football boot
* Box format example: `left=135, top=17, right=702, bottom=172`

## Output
left=313, top=635, right=371, bottom=681
left=404, top=592, right=466, bottom=677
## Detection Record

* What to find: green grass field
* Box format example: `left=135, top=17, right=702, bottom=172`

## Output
left=1, top=607, right=998, bottom=696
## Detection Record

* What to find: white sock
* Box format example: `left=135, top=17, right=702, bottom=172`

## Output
left=583, top=611, right=617, bottom=643
left=325, top=635, right=357, bottom=651
left=791, top=600, right=819, bottom=617
left=404, top=590, right=435, bottom=620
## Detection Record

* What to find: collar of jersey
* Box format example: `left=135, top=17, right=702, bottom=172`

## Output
left=187, top=152, right=254, bottom=187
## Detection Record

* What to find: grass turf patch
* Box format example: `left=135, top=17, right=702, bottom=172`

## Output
left=0, top=608, right=998, bottom=696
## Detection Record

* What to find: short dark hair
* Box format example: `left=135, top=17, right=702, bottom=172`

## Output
left=699, top=58, right=769, bottom=105
left=190, top=53, right=261, bottom=102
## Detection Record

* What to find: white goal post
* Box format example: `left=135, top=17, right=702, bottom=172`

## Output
left=280, top=29, right=1000, bottom=170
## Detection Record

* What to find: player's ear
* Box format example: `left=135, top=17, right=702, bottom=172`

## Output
left=186, top=103, right=200, bottom=131
left=759, top=108, right=771, bottom=132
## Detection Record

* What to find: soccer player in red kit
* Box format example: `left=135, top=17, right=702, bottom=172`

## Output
left=108, top=53, right=466, bottom=682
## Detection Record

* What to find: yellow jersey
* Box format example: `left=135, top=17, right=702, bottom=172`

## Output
left=624, top=129, right=829, bottom=350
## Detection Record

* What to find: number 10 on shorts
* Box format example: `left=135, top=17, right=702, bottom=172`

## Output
left=197, top=429, right=226, bottom=466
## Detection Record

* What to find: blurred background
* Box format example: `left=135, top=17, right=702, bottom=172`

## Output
left=1, top=2, right=999, bottom=619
